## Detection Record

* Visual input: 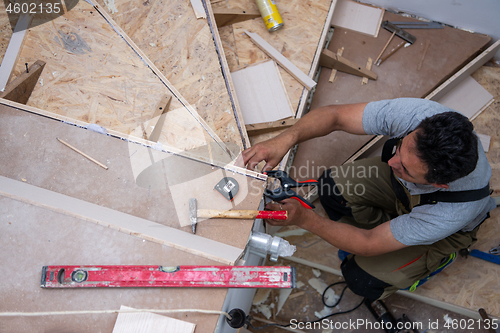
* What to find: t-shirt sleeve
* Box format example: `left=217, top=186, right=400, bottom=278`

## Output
left=362, top=98, right=453, bottom=138
left=389, top=198, right=493, bottom=246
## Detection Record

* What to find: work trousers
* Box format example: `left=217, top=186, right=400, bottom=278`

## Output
left=317, top=157, right=479, bottom=299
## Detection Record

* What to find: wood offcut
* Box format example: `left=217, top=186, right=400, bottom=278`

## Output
left=213, top=7, right=260, bottom=27
left=0, top=60, right=45, bottom=104
left=320, top=48, right=377, bottom=80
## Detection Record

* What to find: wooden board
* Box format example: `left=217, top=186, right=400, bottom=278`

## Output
left=331, top=0, right=384, bottom=38
left=93, top=0, right=248, bottom=151
left=290, top=11, right=492, bottom=182
left=231, top=60, right=293, bottom=125
left=113, top=306, right=196, bottom=333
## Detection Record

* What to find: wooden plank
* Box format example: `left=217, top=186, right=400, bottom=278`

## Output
left=231, top=60, right=293, bottom=125
left=113, top=306, right=196, bottom=333
left=213, top=7, right=260, bottom=27
left=0, top=14, right=32, bottom=92
left=319, top=48, right=378, bottom=80
left=331, top=0, right=384, bottom=37
left=244, top=30, right=317, bottom=90
left=245, top=118, right=299, bottom=136
left=147, top=95, right=172, bottom=142
left=0, top=60, right=45, bottom=104
left=0, top=175, right=245, bottom=265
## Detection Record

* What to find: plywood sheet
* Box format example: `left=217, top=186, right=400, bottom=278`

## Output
left=113, top=306, right=196, bottom=333
left=94, top=0, right=245, bottom=151
left=231, top=60, right=293, bottom=124
left=331, top=0, right=384, bottom=37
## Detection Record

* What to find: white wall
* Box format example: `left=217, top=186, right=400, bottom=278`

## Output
left=359, top=0, right=500, bottom=60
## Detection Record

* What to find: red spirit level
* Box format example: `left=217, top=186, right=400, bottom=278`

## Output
left=41, top=265, right=296, bottom=289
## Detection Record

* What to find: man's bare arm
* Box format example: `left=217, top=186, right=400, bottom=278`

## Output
left=242, top=103, right=368, bottom=171
left=267, top=199, right=407, bottom=257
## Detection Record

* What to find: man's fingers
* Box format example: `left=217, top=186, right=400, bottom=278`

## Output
left=265, top=202, right=283, bottom=211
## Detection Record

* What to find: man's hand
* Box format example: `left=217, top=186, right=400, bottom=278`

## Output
left=264, top=198, right=313, bottom=227
left=241, top=103, right=368, bottom=171
left=241, top=136, right=292, bottom=172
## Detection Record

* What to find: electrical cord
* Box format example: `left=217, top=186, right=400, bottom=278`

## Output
left=247, top=281, right=365, bottom=329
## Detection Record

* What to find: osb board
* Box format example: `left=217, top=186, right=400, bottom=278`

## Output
left=11, top=0, right=225, bottom=157
left=0, top=103, right=263, bottom=250
left=0, top=197, right=226, bottom=332
left=290, top=11, right=492, bottom=182
left=0, top=0, right=13, bottom=64
left=214, top=0, right=333, bottom=145
left=94, top=0, right=245, bottom=151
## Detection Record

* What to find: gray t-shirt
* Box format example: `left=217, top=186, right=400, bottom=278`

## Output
left=363, top=98, right=496, bottom=246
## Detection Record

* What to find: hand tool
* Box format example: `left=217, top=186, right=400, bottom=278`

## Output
left=41, top=265, right=296, bottom=289
left=489, top=244, right=500, bottom=255
left=460, top=248, right=500, bottom=266
left=263, top=170, right=318, bottom=209
left=189, top=198, right=287, bottom=234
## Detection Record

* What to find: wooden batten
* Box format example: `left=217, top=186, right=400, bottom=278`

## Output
left=246, top=118, right=299, bottom=136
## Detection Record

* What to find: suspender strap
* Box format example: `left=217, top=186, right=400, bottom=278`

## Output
left=417, top=184, right=491, bottom=206
left=389, top=170, right=411, bottom=211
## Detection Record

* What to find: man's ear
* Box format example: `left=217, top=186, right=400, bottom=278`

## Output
left=431, top=183, right=449, bottom=189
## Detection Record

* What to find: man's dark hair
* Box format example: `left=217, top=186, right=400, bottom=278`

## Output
left=415, top=111, right=478, bottom=184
